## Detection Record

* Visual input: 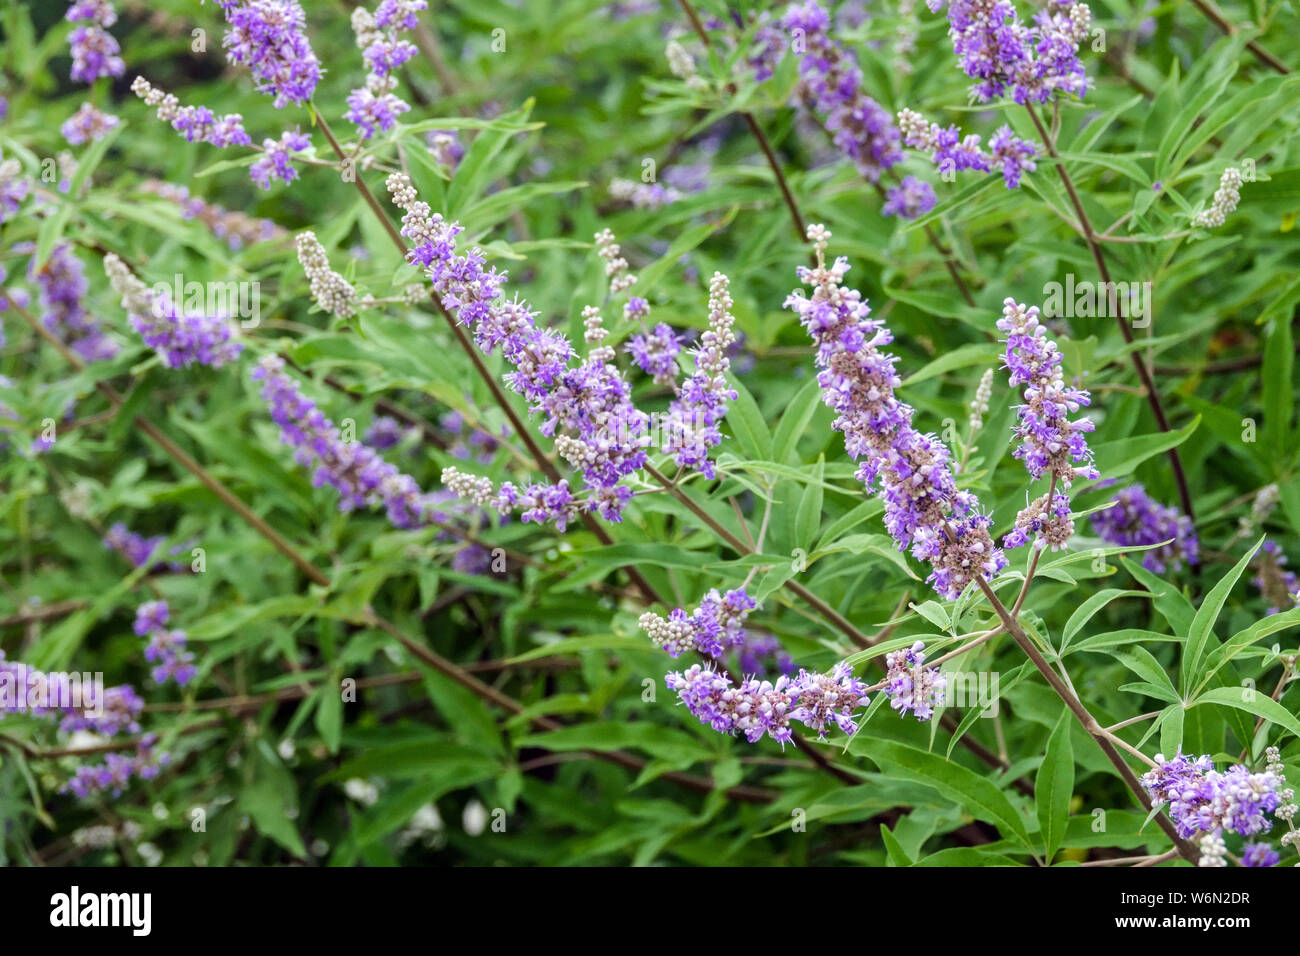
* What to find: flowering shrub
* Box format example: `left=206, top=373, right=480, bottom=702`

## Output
left=0, top=0, right=1298, bottom=871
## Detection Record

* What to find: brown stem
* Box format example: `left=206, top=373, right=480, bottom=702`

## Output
left=312, top=109, right=664, bottom=606
left=1025, top=106, right=1194, bottom=522
left=1185, top=0, right=1290, bottom=74
left=11, top=302, right=330, bottom=586
left=973, top=576, right=1200, bottom=863
left=0, top=599, right=89, bottom=628
left=675, top=0, right=808, bottom=246
left=10, top=308, right=779, bottom=806
left=642, top=463, right=874, bottom=649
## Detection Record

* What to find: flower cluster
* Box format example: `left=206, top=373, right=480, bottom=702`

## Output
left=140, top=180, right=285, bottom=249
left=61, top=736, right=168, bottom=799
left=1, top=652, right=111, bottom=722
left=885, top=640, right=947, bottom=720
left=253, top=356, right=437, bottom=528
left=928, top=0, right=1091, bottom=104
left=1005, top=492, right=1074, bottom=551
left=33, top=243, right=119, bottom=363
left=103, top=254, right=243, bottom=369
left=968, top=368, right=994, bottom=434
left=897, top=110, right=1040, bottom=190
left=997, top=298, right=1097, bottom=488
left=625, top=322, right=681, bottom=385
left=1253, top=541, right=1300, bottom=615
left=427, top=129, right=465, bottom=171
left=638, top=588, right=758, bottom=659
left=1193, top=166, right=1244, bottom=229
left=661, top=272, right=738, bottom=478
left=486, top=476, right=583, bottom=531
left=782, top=2, right=903, bottom=185
left=365, top=414, right=412, bottom=451
left=784, top=225, right=1005, bottom=598
left=787, top=662, right=872, bottom=737
left=67, top=0, right=124, bottom=84
left=103, top=522, right=189, bottom=572
left=1090, top=484, right=1199, bottom=574
left=882, top=175, right=937, bottom=220
left=59, top=685, right=145, bottom=737
left=1265, top=746, right=1299, bottom=860
left=1142, top=752, right=1283, bottom=840
left=388, top=174, right=653, bottom=524
left=215, top=0, right=321, bottom=108
left=0, top=152, right=31, bottom=224
left=133, top=601, right=197, bottom=687
left=1241, top=842, right=1280, bottom=867
left=345, top=2, right=428, bottom=139
left=736, top=631, right=795, bottom=677
left=1237, top=484, right=1279, bottom=540
left=665, top=659, right=871, bottom=743
left=250, top=128, right=313, bottom=190
left=296, top=231, right=359, bottom=318
left=130, top=77, right=251, bottom=149
left=665, top=665, right=796, bottom=743
left=645, top=587, right=873, bottom=742
left=61, top=103, right=120, bottom=146
left=609, top=178, right=682, bottom=209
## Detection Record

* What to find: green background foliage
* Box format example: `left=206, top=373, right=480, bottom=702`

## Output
left=1, top=0, right=1298, bottom=866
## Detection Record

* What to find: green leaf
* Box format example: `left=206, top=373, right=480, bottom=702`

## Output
left=770, top=378, right=823, bottom=463
left=1061, top=589, right=1150, bottom=650
left=1181, top=538, right=1263, bottom=694
left=793, top=456, right=824, bottom=550
left=1036, top=708, right=1074, bottom=864
left=726, top=377, right=773, bottom=462
left=1188, top=687, right=1300, bottom=742
left=1196, top=606, right=1300, bottom=695
left=315, top=679, right=342, bottom=755
left=1159, top=703, right=1185, bottom=758
left=851, top=739, right=1031, bottom=847
left=1114, top=645, right=1180, bottom=703
left=240, top=743, right=307, bottom=858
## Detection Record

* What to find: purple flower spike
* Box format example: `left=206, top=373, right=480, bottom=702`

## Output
left=626, top=323, right=681, bottom=385
left=784, top=224, right=1005, bottom=599
left=665, top=664, right=796, bottom=745
left=639, top=588, right=758, bottom=659
left=783, top=2, right=902, bottom=184
left=218, top=0, right=321, bottom=108
left=1090, top=485, right=1198, bottom=574
left=250, top=128, right=312, bottom=190
left=997, top=298, right=1096, bottom=487
left=61, top=103, right=120, bottom=146
left=661, top=272, right=738, bottom=478
left=104, top=254, right=242, bottom=369
left=1141, top=752, right=1282, bottom=840
left=885, top=640, right=946, bottom=720
left=253, top=356, right=439, bottom=530
left=788, top=662, right=871, bottom=737
left=1241, top=843, right=1280, bottom=867
left=883, top=175, right=937, bottom=220
left=928, top=0, right=1091, bottom=105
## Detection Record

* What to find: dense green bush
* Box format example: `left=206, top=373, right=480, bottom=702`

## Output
left=0, top=0, right=1298, bottom=867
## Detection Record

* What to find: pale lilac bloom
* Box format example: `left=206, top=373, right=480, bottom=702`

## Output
left=216, top=0, right=321, bottom=108
left=61, top=103, right=120, bottom=146
left=250, top=128, right=312, bottom=189
left=784, top=225, right=1005, bottom=598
